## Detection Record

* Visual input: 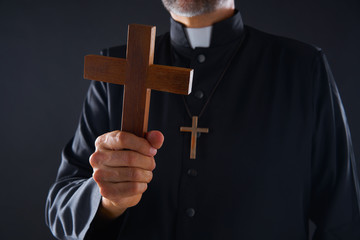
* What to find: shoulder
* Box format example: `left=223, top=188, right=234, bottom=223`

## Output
left=99, top=33, right=170, bottom=58
left=244, top=25, right=322, bottom=61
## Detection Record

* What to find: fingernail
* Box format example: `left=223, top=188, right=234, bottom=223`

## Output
left=150, top=147, right=157, bottom=155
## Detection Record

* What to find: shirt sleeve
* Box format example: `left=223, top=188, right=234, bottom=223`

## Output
left=45, top=80, right=123, bottom=239
left=310, top=51, right=360, bottom=239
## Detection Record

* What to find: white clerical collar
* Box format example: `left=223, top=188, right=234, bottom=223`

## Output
left=184, top=26, right=213, bottom=49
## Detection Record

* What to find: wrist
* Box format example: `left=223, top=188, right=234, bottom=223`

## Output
left=98, top=197, right=127, bottom=220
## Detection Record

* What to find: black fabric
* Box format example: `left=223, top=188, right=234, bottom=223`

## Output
left=46, top=10, right=360, bottom=240
left=84, top=210, right=129, bottom=240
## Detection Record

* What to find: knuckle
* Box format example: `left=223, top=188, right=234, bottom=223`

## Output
left=89, top=152, right=99, bottom=167
left=142, top=183, right=148, bottom=192
left=95, top=135, right=104, bottom=149
left=149, top=157, right=156, bottom=170
left=115, top=131, right=127, bottom=146
left=146, top=171, right=153, bottom=183
left=92, top=170, right=103, bottom=183
left=129, top=182, right=147, bottom=195
left=89, top=151, right=104, bottom=167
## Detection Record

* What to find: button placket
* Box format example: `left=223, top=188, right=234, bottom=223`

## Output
left=181, top=50, right=208, bottom=223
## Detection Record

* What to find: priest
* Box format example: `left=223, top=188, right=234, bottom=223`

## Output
left=46, top=0, right=360, bottom=239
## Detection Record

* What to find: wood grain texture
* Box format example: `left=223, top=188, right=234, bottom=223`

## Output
left=147, top=65, right=193, bottom=95
left=121, top=24, right=156, bottom=137
left=84, top=55, right=126, bottom=85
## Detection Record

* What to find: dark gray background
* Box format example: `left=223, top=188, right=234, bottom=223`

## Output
left=0, top=0, right=359, bottom=239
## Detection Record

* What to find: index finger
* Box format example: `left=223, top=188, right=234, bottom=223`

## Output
left=95, top=131, right=157, bottom=157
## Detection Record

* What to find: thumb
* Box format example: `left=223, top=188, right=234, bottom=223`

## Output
left=146, top=130, right=164, bottom=150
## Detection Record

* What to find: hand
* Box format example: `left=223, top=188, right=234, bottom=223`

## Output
left=89, top=130, right=164, bottom=219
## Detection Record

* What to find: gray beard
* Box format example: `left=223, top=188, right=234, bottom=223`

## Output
left=161, top=0, right=225, bottom=17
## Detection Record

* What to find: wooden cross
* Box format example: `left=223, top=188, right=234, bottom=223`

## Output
left=83, top=24, right=193, bottom=137
left=180, top=116, right=209, bottom=159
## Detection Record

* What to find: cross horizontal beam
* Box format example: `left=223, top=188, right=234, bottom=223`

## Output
left=84, top=55, right=193, bottom=95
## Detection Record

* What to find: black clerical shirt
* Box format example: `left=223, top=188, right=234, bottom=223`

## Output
left=46, top=10, right=360, bottom=240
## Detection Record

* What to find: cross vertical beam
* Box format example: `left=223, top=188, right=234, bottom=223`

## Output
left=122, top=25, right=155, bottom=137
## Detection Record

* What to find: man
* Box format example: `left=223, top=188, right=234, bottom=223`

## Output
left=46, top=0, right=360, bottom=239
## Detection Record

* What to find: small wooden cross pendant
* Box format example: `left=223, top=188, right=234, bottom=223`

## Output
left=180, top=116, right=209, bottom=159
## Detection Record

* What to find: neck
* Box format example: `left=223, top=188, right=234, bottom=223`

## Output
left=170, top=4, right=235, bottom=28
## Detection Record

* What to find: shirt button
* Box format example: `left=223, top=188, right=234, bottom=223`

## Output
left=186, top=208, right=196, bottom=218
left=187, top=169, right=198, bottom=177
left=197, top=54, right=206, bottom=63
left=194, top=90, right=204, bottom=99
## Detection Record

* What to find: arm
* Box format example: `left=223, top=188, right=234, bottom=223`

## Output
left=310, top=51, right=360, bottom=239
left=45, top=80, right=163, bottom=239
left=45, top=80, right=109, bottom=239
